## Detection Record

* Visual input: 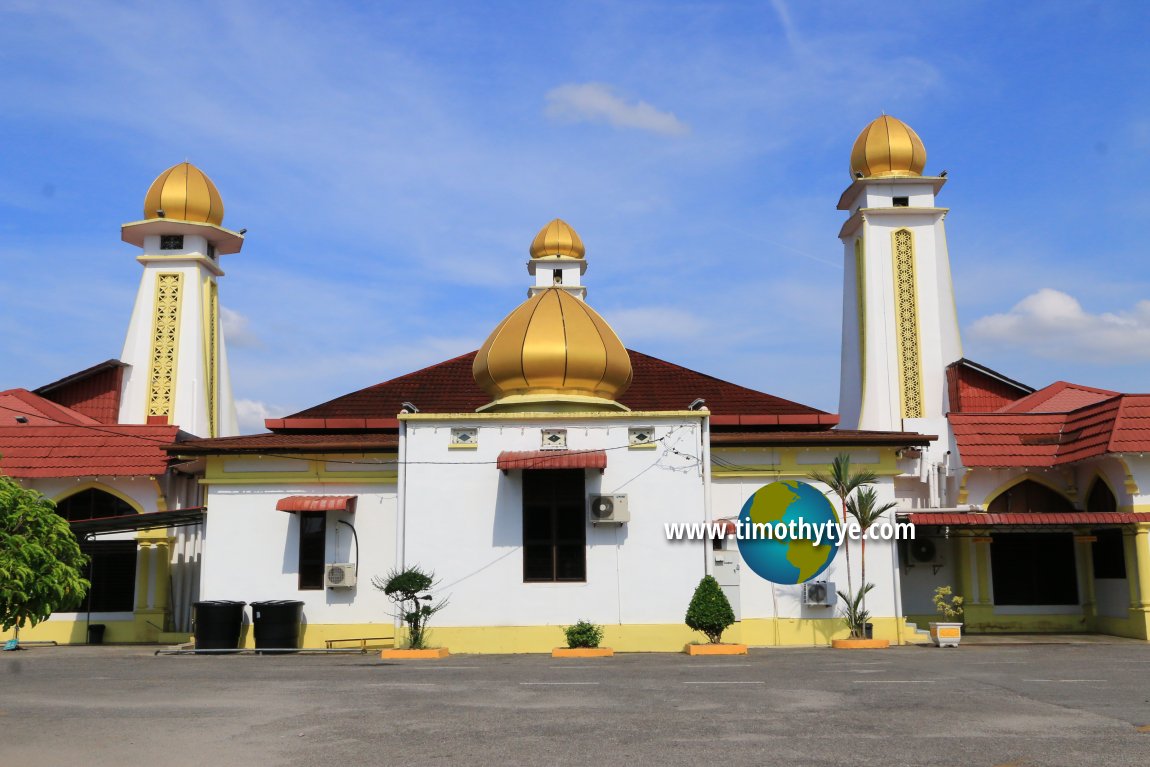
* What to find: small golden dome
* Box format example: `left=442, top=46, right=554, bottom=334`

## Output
left=473, top=288, right=632, bottom=410
left=143, top=162, right=225, bottom=225
left=850, top=115, right=927, bottom=179
left=530, top=218, right=585, bottom=260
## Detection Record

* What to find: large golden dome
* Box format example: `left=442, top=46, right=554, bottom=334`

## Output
left=530, top=218, right=585, bottom=260
left=473, top=287, right=632, bottom=411
left=143, top=162, right=225, bottom=225
left=850, top=115, right=927, bottom=179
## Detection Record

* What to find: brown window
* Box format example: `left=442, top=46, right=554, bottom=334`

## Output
left=523, top=469, right=586, bottom=582
left=298, top=512, right=326, bottom=590
left=988, top=480, right=1073, bottom=514
left=67, top=541, right=137, bottom=613
left=990, top=533, right=1079, bottom=605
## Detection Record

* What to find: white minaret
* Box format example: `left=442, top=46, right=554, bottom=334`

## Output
left=118, top=162, right=243, bottom=437
left=837, top=116, right=962, bottom=463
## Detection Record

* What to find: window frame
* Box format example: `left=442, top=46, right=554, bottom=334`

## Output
left=298, top=511, right=327, bottom=590
left=522, top=469, right=587, bottom=583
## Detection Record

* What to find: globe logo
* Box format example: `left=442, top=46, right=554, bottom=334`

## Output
left=735, top=480, right=840, bottom=584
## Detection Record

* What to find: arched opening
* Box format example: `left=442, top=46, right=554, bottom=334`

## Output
left=987, top=479, right=1073, bottom=514
left=988, top=480, right=1078, bottom=606
left=56, top=489, right=138, bottom=613
left=1085, top=478, right=1117, bottom=512
left=56, top=488, right=137, bottom=521
left=1086, top=477, right=1126, bottom=579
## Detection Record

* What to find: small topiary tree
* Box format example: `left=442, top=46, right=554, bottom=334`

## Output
left=372, top=565, right=448, bottom=649
left=563, top=620, right=604, bottom=649
left=685, top=575, right=736, bottom=644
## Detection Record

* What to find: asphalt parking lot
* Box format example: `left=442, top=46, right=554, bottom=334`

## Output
left=2, top=641, right=1149, bottom=767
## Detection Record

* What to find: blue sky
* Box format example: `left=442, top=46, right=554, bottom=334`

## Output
left=1, top=1, right=1148, bottom=432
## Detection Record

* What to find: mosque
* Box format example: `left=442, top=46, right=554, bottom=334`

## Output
left=3, top=116, right=1148, bottom=649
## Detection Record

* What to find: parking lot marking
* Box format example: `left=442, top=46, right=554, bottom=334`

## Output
left=1021, top=679, right=1105, bottom=683
left=520, top=682, right=600, bottom=686
left=682, top=681, right=765, bottom=685
left=851, top=680, right=937, bottom=684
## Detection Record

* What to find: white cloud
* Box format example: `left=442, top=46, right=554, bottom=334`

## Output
left=969, top=289, right=1150, bottom=363
left=220, top=306, right=260, bottom=348
left=545, top=83, right=690, bottom=136
left=234, top=398, right=283, bottom=434
left=605, top=305, right=709, bottom=343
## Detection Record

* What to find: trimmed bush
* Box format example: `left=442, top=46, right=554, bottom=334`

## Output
left=563, top=620, right=605, bottom=649
left=685, top=575, right=736, bottom=644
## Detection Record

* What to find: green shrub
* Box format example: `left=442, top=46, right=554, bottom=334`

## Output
left=563, top=620, right=604, bottom=648
left=684, top=575, right=736, bottom=644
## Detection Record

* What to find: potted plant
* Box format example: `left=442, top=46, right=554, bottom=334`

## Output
left=684, top=575, right=746, bottom=655
left=373, top=565, right=451, bottom=658
left=811, top=457, right=894, bottom=649
left=929, top=586, right=964, bottom=648
left=553, top=620, right=613, bottom=657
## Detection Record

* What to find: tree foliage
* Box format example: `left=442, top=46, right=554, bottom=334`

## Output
left=684, top=574, right=736, bottom=644
left=372, top=564, right=447, bottom=650
left=0, top=475, right=90, bottom=632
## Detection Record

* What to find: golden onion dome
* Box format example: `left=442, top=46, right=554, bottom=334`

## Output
left=143, top=161, right=225, bottom=225
left=850, top=115, right=927, bottom=179
left=530, top=218, right=585, bottom=260
left=473, top=288, right=632, bottom=411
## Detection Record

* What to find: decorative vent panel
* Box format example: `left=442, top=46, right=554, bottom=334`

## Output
left=891, top=229, right=923, bottom=419
left=147, top=273, right=183, bottom=419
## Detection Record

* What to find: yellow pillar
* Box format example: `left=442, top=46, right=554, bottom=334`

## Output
left=955, top=536, right=974, bottom=602
left=1134, top=526, right=1150, bottom=611
left=1124, top=530, right=1141, bottom=610
left=134, top=543, right=152, bottom=611
left=1074, top=534, right=1097, bottom=625
left=973, top=536, right=993, bottom=605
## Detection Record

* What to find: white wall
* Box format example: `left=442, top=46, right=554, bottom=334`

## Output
left=402, top=416, right=709, bottom=628
left=199, top=482, right=398, bottom=625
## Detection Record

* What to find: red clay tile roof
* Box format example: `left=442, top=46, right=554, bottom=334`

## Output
left=497, top=450, right=608, bottom=471
left=997, top=381, right=1118, bottom=414
left=0, top=388, right=178, bottom=478
left=1110, top=395, right=1150, bottom=453
left=175, top=432, right=399, bottom=454
left=945, top=359, right=1033, bottom=414
left=904, top=512, right=1146, bottom=526
left=34, top=360, right=126, bottom=425
left=282, top=349, right=835, bottom=425
left=950, top=380, right=1150, bottom=468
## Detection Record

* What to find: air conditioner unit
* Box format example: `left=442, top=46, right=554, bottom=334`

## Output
left=324, top=563, right=357, bottom=589
left=802, top=580, right=835, bottom=607
left=908, top=538, right=939, bottom=565
left=589, top=494, right=629, bottom=525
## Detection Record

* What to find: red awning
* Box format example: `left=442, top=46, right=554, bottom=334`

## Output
left=902, top=512, right=1146, bottom=526
left=497, top=450, right=607, bottom=472
left=275, top=496, right=357, bottom=513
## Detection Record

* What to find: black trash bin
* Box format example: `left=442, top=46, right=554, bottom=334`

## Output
left=864, top=622, right=874, bottom=640
left=87, top=623, right=106, bottom=645
left=193, top=600, right=246, bottom=650
left=251, top=600, right=304, bottom=653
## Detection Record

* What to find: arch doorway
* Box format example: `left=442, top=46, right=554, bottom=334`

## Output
left=57, top=489, right=138, bottom=613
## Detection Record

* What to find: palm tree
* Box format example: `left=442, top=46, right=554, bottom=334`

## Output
left=808, top=454, right=876, bottom=597
left=845, top=486, right=898, bottom=613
